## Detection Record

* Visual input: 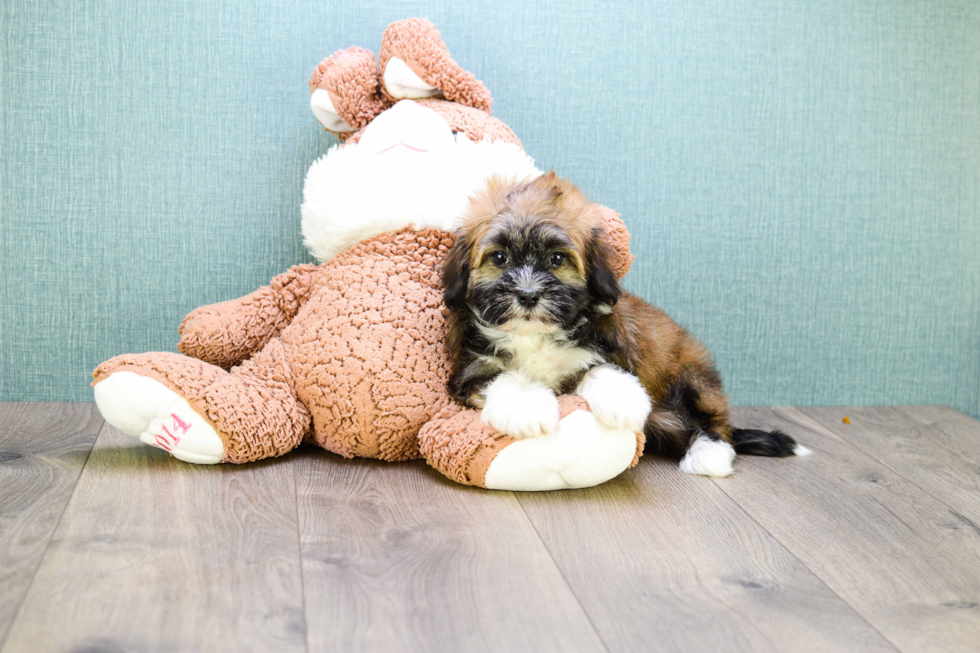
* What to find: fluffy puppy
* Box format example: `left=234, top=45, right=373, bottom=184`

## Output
left=442, top=172, right=809, bottom=477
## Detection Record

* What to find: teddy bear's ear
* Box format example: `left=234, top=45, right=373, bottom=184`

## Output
left=378, top=19, right=493, bottom=114
left=309, top=47, right=389, bottom=134
left=595, top=206, right=635, bottom=280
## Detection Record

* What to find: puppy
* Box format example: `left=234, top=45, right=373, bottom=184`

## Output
left=442, top=171, right=808, bottom=477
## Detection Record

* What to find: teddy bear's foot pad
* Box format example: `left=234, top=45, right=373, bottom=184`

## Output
left=483, top=410, right=638, bottom=491
left=383, top=57, right=441, bottom=99
left=310, top=90, right=355, bottom=132
left=93, top=371, right=224, bottom=464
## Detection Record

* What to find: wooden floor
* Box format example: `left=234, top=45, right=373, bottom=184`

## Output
left=2, top=404, right=980, bottom=652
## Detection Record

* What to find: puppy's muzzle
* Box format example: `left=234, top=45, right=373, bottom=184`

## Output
left=509, top=266, right=547, bottom=309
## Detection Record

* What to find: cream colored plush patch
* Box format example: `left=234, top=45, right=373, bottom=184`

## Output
left=310, top=88, right=356, bottom=132
left=483, top=410, right=639, bottom=491
left=383, top=56, right=441, bottom=98
left=94, top=371, right=224, bottom=464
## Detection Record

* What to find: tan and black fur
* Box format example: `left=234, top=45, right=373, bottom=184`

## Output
left=443, top=171, right=799, bottom=460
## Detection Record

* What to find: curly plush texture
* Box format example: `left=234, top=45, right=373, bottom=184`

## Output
left=95, top=224, right=636, bottom=466
left=379, top=18, right=493, bottom=113
left=283, top=229, right=454, bottom=461
left=309, top=47, right=388, bottom=131
left=178, top=264, right=320, bottom=370
left=97, top=230, right=455, bottom=463
left=597, top=206, right=634, bottom=279
left=418, top=100, right=519, bottom=145
left=94, top=342, right=312, bottom=464
left=94, top=18, right=644, bottom=490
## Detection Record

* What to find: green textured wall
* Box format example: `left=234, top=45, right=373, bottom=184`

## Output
left=2, top=1, right=978, bottom=416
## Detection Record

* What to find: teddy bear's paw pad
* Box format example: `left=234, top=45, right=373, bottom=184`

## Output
left=484, top=411, right=639, bottom=491
left=679, top=434, right=735, bottom=478
left=308, top=46, right=384, bottom=132
left=576, top=365, right=652, bottom=433
left=383, top=57, right=442, bottom=100
left=480, top=373, right=560, bottom=439
left=93, top=371, right=224, bottom=464
left=310, top=89, right=356, bottom=132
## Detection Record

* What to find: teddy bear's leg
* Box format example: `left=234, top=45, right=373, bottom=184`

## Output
left=378, top=19, right=493, bottom=112
left=93, top=338, right=311, bottom=464
left=310, top=47, right=389, bottom=135
left=419, top=397, right=644, bottom=491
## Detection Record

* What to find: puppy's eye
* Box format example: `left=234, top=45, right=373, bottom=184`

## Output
left=550, top=252, right=566, bottom=267
left=490, top=251, right=508, bottom=267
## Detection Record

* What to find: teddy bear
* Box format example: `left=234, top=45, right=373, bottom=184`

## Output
left=92, top=18, right=645, bottom=491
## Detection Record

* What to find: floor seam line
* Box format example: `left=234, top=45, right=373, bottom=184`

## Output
left=709, top=471, right=902, bottom=652
left=718, top=407, right=908, bottom=652
left=0, top=412, right=103, bottom=652
left=514, top=494, right=612, bottom=653
left=782, top=406, right=977, bottom=527
left=293, top=460, right=311, bottom=653
left=895, top=405, right=980, bottom=471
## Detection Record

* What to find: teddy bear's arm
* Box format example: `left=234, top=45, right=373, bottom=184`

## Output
left=419, top=396, right=644, bottom=490
left=177, top=264, right=320, bottom=369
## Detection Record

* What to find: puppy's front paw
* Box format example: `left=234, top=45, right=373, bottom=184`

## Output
left=480, top=373, right=560, bottom=439
left=576, top=365, right=652, bottom=432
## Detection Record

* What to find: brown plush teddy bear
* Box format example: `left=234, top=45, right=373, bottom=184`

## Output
left=92, top=18, right=644, bottom=491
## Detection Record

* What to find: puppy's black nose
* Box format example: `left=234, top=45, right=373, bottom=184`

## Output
left=516, top=289, right=541, bottom=308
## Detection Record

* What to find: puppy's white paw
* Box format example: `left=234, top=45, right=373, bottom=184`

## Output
left=576, top=365, right=652, bottom=432
left=679, top=434, right=735, bottom=477
left=480, top=372, right=560, bottom=439
left=93, top=371, right=224, bottom=464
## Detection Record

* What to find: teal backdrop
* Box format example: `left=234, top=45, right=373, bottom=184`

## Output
left=2, top=1, right=978, bottom=416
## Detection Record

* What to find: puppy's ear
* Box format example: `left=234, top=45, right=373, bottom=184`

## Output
left=532, top=170, right=583, bottom=209
left=442, top=233, right=471, bottom=309
left=534, top=170, right=561, bottom=194
left=585, top=227, right=622, bottom=307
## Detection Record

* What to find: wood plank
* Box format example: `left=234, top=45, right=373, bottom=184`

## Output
left=894, top=405, right=980, bottom=459
left=516, top=455, right=894, bottom=652
left=295, top=450, right=607, bottom=653
left=797, top=406, right=980, bottom=525
left=2, top=424, right=307, bottom=653
left=0, top=402, right=102, bottom=648
left=716, top=406, right=980, bottom=653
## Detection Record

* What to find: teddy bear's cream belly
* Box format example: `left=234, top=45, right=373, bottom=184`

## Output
left=279, top=229, right=454, bottom=461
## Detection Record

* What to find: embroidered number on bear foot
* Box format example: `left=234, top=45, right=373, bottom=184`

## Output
left=94, top=371, right=224, bottom=464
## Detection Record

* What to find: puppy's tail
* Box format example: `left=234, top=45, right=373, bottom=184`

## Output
left=731, top=428, right=810, bottom=457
